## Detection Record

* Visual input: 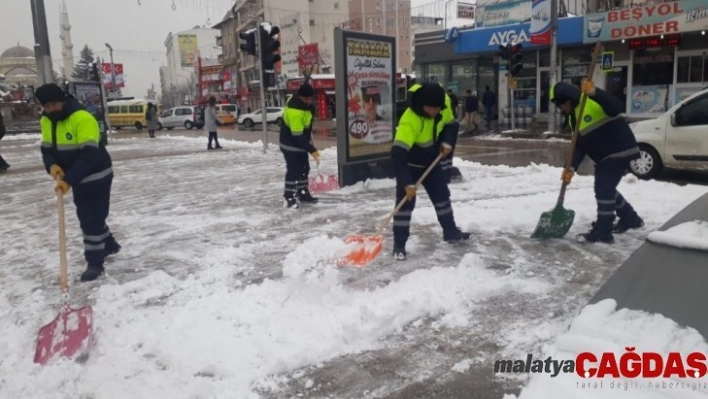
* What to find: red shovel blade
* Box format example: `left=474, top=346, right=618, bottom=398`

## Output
left=328, top=234, right=384, bottom=268
left=34, top=304, right=93, bottom=365
left=309, top=174, right=340, bottom=194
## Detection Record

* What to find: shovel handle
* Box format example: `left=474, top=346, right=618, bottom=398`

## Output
left=56, top=175, right=69, bottom=295
left=558, top=41, right=603, bottom=204
left=375, top=152, right=445, bottom=235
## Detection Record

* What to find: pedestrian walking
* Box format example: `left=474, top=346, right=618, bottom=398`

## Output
left=482, top=86, right=495, bottom=130
left=35, top=83, right=121, bottom=281
left=551, top=81, right=644, bottom=244
left=463, top=90, right=479, bottom=134
left=390, top=82, right=470, bottom=260
left=280, top=83, right=319, bottom=209
left=0, top=109, right=10, bottom=173
left=145, top=102, right=159, bottom=138
left=205, top=96, right=223, bottom=150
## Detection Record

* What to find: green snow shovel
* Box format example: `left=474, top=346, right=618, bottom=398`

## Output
left=531, top=42, right=602, bottom=240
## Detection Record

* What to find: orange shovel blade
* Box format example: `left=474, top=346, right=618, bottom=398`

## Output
left=34, top=304, right=93, bottom=365
left=332, top=234, right=384, bottom=268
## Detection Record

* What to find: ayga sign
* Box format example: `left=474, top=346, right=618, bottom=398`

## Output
left=488, top=29, right=530, bottom=46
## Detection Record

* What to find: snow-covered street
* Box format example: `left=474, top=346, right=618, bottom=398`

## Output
left=1, top=134, right=706, bottom=398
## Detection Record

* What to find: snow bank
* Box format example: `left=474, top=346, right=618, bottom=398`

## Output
left=0, top=133, right=41, bottom=141
left=509, top=299, right=708, bottom=399
left=647, top=220, right=708, bottom=252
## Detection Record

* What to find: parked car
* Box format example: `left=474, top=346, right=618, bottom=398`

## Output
left=215, top=104, right=238, bottom=124
left=159, top=106, right=204, bottom=130
left=237, top=107, right=284, bottom=128
left=629, top=87, right=708, bottom=179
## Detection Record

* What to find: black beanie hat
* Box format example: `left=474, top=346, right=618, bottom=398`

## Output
left=35, top=83, right=67, bottom=105
left=298, top=83, right=314, bottom=97
left=418, top=83, right=446, bottom=108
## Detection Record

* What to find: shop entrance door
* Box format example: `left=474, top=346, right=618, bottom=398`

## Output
left=605, top=66, right=628, bottom=113
left=539, top=69, right=550, bottom=114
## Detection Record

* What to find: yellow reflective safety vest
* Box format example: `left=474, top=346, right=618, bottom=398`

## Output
left=40, top=97, right=112, bottom=186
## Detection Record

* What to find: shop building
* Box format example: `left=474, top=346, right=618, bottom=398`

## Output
left=413, top=0, right=708, bottom=125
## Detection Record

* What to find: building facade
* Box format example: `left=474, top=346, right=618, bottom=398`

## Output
left=347, top=0, right=412, bottom=73
left=414, top=0, right=708, bottom=126
left=221, top=0, right=349, bottom=111
left=0, top=45, right=38, bottom=89
left=162, top=27, right=221, bottom=107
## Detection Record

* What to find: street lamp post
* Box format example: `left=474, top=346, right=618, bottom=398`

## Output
left=105, top=43, right=116, bottom=97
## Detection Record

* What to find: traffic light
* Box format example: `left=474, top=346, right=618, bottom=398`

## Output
left=239, top=28, right=257, bottom=56
left=259, top=23, right=281, bottom=88
left=510, top=43, right=523, bottom=77
left=498, top=43, right=512, bottom=62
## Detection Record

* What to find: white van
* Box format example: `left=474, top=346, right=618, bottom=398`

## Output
left=629, top=87, right=708, bottom=179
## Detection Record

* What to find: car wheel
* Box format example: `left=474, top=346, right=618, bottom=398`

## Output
left=244, top=119, right=254, bottom=128
left=185, top=121, right=193, bottom=129
left=630, top=145, right=662, bottom=180
left=275, top=117, right=283, bottom=127
left=135, top=122, right=143, bottom=130
left=157, top=122, right=163, bottom=130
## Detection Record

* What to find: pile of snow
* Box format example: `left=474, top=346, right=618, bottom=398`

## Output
left=0, top=133, right=41, bottom=141
left=474, top=134, right=568, bottom=143
left=508, top=299, right=708, bottom=399
left=647, top=220, right=708, bottom=252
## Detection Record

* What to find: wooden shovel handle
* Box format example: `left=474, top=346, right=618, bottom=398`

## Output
left=56, top=175, right=69, bottom=295
left=558, top=41, right=603, bottom=204
left=375, top=152, right=445, bottom=235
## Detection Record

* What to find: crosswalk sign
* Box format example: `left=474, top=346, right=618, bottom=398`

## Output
left=601, top=52, right=614, bottom=72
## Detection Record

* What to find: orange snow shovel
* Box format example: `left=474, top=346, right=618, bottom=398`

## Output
left=34, top=177, right=93, bottom=365
left=334, top=152, right=445, bottom=267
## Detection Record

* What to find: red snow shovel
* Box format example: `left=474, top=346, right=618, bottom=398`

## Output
left=308, top=137, right=339, bottom=193
left=333, top=152, right=445, bottom=268
left=34, top=177, right=93, bottom=365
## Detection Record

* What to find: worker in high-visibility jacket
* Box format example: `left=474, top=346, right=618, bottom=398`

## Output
left=438, top=85, right=462, bottom=183
left=279, top=83, right=319, bottom=209
left=36, top=83, right=121, bottom=281
left=551, top=81, right=644, bottom=244
left=390, top=82, right=470, bottom=260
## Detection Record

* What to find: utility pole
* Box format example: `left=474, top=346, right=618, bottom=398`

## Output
left=256, top=18, right=268, bottom=153
left=31, top=0, right=55, bottom=86
left=548, top=0, right=559, bottom=134
left=105, top=43, right=116, bottom=98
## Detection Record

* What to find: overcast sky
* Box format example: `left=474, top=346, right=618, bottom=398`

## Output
left=0, top=0, right=468, bottom=98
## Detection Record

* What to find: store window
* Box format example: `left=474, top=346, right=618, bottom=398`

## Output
left=426, top=63, right=449, bottom=85
left=631, top=47, right=674, bottom=114
left=562, top=47, right=593, bottom=87
left=513, top=51, right=538, bottom=112
left=451, top=60, right=477, bottom=96
left=677, top=55, right=708, bottom=84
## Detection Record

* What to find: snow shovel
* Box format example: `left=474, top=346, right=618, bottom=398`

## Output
left=34, top=177, right=93, bottom=365
left=531, top=42, right=602, bottom=240
left=334, top=152, right=445, bottom=267
left=308, top=136, right=339, bottom=193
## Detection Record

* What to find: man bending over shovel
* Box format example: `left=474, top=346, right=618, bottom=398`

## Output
left=390, top=82, right=470, bottom=260
left=551, top=81, right=644, bottom=244
left=36, top=84, right=121, bottom=281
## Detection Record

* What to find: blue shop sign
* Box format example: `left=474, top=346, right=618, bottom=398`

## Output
left=455, top=16, right=584, bottom=54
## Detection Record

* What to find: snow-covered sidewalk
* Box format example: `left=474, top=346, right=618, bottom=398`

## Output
left=1, top=135, right=706, bottom=398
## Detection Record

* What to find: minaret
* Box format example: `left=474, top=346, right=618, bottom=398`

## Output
left=59, top=0, right=75, bottom=79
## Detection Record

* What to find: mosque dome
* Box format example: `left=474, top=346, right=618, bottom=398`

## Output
left=1, top=46, right=35, bottom=59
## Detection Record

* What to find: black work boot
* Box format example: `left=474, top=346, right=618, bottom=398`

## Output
left=393, top=244, right=407, bottom=261
left=104, top=239, right=121, bottom=259
left=80, top=264, right=104, bottom=282
left=443, top=227, right=471, bottom=243
left=577, top=224, right=614, bottom=244
left=284, top=197, right=299, bottom=209
left=613, top=214, right=644, bottom=234
left=298, top=190, right=319, bottom=204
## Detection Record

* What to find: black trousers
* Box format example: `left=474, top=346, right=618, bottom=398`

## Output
left=72, top=175, right=117, bottom=266
left=594, top=157, right=639, bottom=232
left=393, top=164, right=457, bottom=247
left=0, top=153, right=8, bottom=168
left=208, top=132, right=221, bottom=148
left=282, top=149, right=310, bottom=198
left=439, top=122, right=460, bottom=183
